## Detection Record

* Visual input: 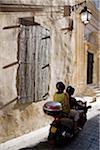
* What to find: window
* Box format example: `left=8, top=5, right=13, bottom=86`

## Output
left=17, top=25, right=51, bottom=102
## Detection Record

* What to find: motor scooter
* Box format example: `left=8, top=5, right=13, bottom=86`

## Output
left=43, top=100, right=91, bottom=145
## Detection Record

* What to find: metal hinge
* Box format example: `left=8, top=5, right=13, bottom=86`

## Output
left=42, top=64, right=49, bottom=69
left=3, top=25, right=20, bottom=30
left=41, top=36, right=50, bottom=40
left=42, top=92, right=49, bottom=98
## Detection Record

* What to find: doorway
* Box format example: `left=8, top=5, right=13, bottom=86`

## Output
left=87, top=52, right=94, bottom=84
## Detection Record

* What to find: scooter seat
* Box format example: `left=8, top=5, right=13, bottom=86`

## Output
left=60, top=118, right=73, bottom=129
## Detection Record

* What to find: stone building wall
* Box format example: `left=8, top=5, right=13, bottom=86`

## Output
left=0, top=0, right=73, bottom=143
left=73, top=0, right=100, bottom=94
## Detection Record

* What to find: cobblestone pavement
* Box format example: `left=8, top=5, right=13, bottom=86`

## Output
left=20, top=98, right=100, bottom=150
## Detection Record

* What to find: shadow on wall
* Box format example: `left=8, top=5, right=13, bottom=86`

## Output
left=0, top=97, right=32, bottom=111
left=19, top=114, right=99, bottom=150
left=13, top=101, right=33, bottom=111
left=0, top=101, right=4, bottom=107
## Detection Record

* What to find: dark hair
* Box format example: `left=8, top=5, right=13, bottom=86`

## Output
left=66, top=86, right=75, bottom=96
left=56, top=82, right=65, bottom=92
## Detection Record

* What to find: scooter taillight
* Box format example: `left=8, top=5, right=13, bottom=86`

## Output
left=54, top=117, right=60, bottom=122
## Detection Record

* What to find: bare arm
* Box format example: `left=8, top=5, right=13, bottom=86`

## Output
left=64, top=93, right=70, bottom=107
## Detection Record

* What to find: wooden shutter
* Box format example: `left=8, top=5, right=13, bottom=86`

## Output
left=35, top=26, right=50, bottom=101
left=17, top=26, right=36, bottom=102
left=17, top=25, right=50, bottom=102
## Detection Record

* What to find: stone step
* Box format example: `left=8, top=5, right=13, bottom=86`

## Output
left=93, top=87, right=100, bottom=90
left=94, top=90, right=100, bottom=97
left=96, top=93, right=100, bottom=97
left=86, top=86, right=100, bottom=97
left=95, top=91, right=100, bottom=94
left=90, top=86, right=100, bottom=97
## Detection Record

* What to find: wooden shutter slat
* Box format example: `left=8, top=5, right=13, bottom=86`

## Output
left=30, top=26, right=36, bottom=101
left=18, top=26, right=33, bottom=102
left=35, top=26, right=50, bottom=101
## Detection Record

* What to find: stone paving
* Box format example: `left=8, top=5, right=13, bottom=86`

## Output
left=19, top=97, right=100, bottom=150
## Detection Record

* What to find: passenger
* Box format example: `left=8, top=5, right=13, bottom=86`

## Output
left=66, top=86, right=83, bottom=131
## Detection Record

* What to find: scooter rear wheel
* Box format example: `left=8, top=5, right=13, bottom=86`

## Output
left=55, top=126, right=71, bottom=145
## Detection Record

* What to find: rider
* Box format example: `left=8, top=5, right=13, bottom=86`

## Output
left=53, top=82, right=80, bottom=132
left=66, top=86, right=85, bottom=130
left=66, top=86, right=85, bottom=110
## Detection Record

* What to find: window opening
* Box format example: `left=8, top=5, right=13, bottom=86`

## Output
left=17, top=24, right=51, bottom=102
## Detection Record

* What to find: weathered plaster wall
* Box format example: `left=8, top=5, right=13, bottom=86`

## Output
left=0, top=1, right=73, bottom=143
left=49, top=18, right=74, bottom=97
left=0, top=0, right=50, bottom=5
left=0, top=12, right=38, bottom=104
left=0, top=12, right=53, bottom=143
left=0, top=100, right=52, bottom=143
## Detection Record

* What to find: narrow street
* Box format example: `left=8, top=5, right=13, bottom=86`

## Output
left=19, top=97, right=100, bottom=150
